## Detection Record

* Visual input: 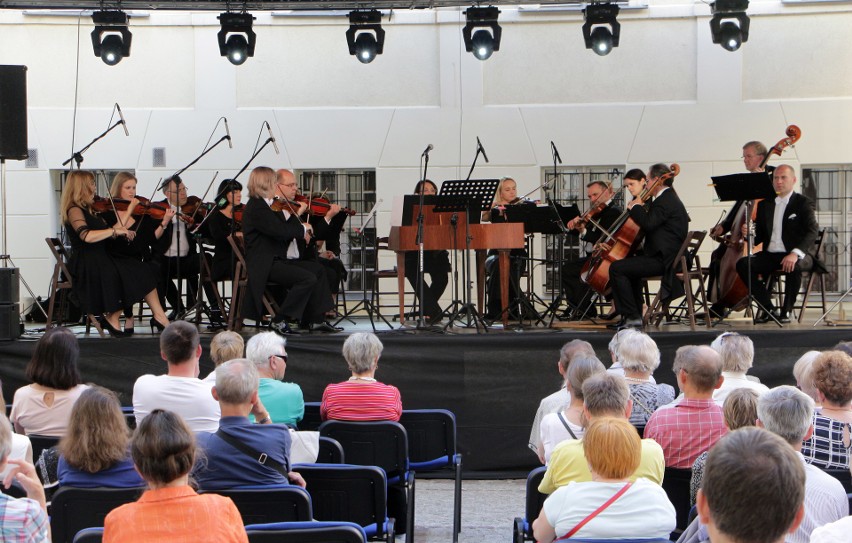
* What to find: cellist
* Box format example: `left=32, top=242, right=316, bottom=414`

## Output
left=608, top=163, right=690, bottom=330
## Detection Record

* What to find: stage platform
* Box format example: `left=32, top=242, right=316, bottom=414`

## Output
left=1, top=316, right=849, bottom=474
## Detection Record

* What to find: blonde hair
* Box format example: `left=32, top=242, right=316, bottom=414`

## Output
left=60, top=170, right=96, bottom=223
left=110, top=171, right=137, bottom=198
left=59, top=386, right=131, bottom=473
left=210, top=331, right=245, bottom=367
left=248, top=167, right=276, bottom=198
left=583, top=417, right=641, bottom=479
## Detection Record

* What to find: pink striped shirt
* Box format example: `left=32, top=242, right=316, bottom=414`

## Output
left=644, top=398, right=727, bottom=469
left=320, top=380, right=402, bottom=422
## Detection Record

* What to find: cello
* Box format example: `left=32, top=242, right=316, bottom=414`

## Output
left=580, top=164, right=680, bottom=295
left=708, top=125, right=801, bottom=311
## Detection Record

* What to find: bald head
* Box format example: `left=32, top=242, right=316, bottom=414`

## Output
left=673, top=345, right=723, bottom=395
left=277, top=169, right=295, bottom=184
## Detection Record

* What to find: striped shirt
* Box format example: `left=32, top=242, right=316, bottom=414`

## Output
left=644, top=397, right=727, bottom=469
left=0, top=493, right=48, bottom=543
left=320, top=381, right=402, bottom=422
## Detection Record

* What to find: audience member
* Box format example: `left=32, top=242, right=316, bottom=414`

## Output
left=801, top=349, right=852, bottom=469
left=0, top=382, right=32, bottom=482
left=10, top=327, right=90, bottom=436
left=533, top=417, right=675, bottom=542
left=792, top=350, right=821, bottom=405
left=0, top=413, right=48, bottom=542
left=321, top=333, right=401, bottom=422
left=810, top=460, right=852, bottom=542
left=58, top=386, right=144, bottom=488
left=832, top=340, right=852, bottom=357
left=132, top=321, right=220, bottom=432
left=538, top=373, right=665, bottom=494
left=689, top=388, right=759, bottom=505
left=103, top=409, right=247, bottom=543
left=203, top=331, right=245, bottom=384
left=539, top=356, right=606, bottom=463
left=194, top=359, right=304, bottom=490
left=696, top=428, right=805, bottom=543
left=529, top=339, right=596, bottom=457
left=645, top=345, right=726, bottom=468
left=617, top=330, right=674, bottom=426
left=607, top=329, right=650, bottom=381
left=245, top=332, right=304, bottom=426
left=710, top=332, right=768, bottom=404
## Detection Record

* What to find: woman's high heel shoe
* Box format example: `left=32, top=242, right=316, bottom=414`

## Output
left=150, top=317, right=167, bottom=333
left=99, top=318, right=128, bottom=338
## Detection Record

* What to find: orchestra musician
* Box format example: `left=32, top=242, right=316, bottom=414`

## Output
left=560, top=179, right=623, bottom=319
left=60, top=170, right=171, bottom=337
left=241, top=167, right=336, bottom=335
left=206, top=178, right=242, bottom=283
left=303, top=192, right=348, bottom=317
left=404, top=180, right=451, bottom=324
left=608, top=164, right=689, bottom=330
left=485, top=177, right=531, bottom=321
left=734, top=164, right=819, bottom=324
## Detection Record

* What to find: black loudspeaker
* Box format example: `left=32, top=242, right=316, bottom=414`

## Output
left=0, top=303, right=21, bottom=340
left=0, top=65, right=28, bottom=160
left=0, top=268, right=19, bottom=304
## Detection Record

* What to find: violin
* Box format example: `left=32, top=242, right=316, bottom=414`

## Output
left=91, top=196, right=171, bottom=220
left=232, top=203, right=244, bottom=224
left=296, top=194, right=356, bottom=217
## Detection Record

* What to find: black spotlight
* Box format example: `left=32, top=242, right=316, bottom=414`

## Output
left=346, top=10, right=385, bottom=64
left=462, top=6, right=501, bottom=61
left=91, top=10, right=132, bottom=66
left=710, top=0, right=750, bottom=52
left=582, top=2, right=620, bottom=56
left=218, top=12, right=256, bottom=65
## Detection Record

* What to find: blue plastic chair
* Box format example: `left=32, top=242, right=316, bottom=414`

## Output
left=72, top=527, right=103, bottom=543
left=245, top=521, right=368, bottom=543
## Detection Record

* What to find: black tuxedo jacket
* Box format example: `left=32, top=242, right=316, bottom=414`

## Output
left=629, top=188, right=690, bottom=267
left=152, top=199, right=198, bottom=258
left=241, top=197, right=307, bottom=320
left=582, top=204, right=622, bottom=246
left=753, top=192, right=818, bottom=260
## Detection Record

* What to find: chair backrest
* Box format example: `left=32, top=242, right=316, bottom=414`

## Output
left=201, top=486, right=313, bottom=526
left=46, top=237, right=73, bottom=288
left=51, top=486, right=146, bottom=543
left=319, top=420, right=409, bottom=482
left=245, top=521, right=368, bottom=543
left=399, top=409, right=458, bottom=470
left=524, top=466, right=548, bottom=533
left=679, top=231, right=706, bottom=274
left=227, top=233, right=248, bottom=283
left=301, top=402, right=323, bottom=431
left=72, top=527, right=104, bottom=543
left=27, top=434, right=60, bottom=464
left=823, top=467, right=852, bottom=493
left=662, top=467, right=693, bottom=531
left=318, top=436, right=346, bottom=464
left=293, top=463, right=392, bottom=539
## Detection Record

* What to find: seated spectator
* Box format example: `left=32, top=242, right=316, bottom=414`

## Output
left=321, top=332, right=401, bottom=422
left=710, top=332, right=768, bottom=404
left=132, top=321, right=220, bottom=433
left=617, top=330, right=674, bottom=426
left=606, top=329, right=657, bottom=384
left=832, top=340, right=852, bottom=356
left=801, top=350, right=852, bottom=469
left=245, top=332, right=304, bottom=426
left=645, top=345, right=727, bottom=468
left=0, top=413, right=48, bottom=542
left=203, top=331, right=245, bottom=384
left=538, top=373, right=665, bottom=494
left=528, top=339, right=596, bottom=458
left=103, top=409, right=247, bottom=543
left=194, top=359, right=304, bottom=490
left=811, top=459, right=852, bottom=542
left=533, top=417, right=676, bottom=542
left=57, top=385, right=144, bottom=488
left=0, top=383, right=32, bottom=482
left=689, top=388, right=759, bottom=505
left=696, top=428, right=805, bottom=543
left=539, top=356, right=605, bottom=463
left=792, top=350, right=821, bottom=406
left=10, top=327, right=90, bottom=436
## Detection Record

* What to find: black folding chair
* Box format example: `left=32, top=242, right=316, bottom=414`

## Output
left=199, top=485, right=313, bottom=526
left=245, top=521, right=368, bottom=543
left=51, top=486, right=145, bottom=543
left=511, top=466, right=547, bottom=543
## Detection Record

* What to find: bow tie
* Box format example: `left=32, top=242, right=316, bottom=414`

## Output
left=775, top=196, right=786, bottom=205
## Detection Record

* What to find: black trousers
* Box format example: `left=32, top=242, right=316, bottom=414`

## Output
left=485, top=253, right=526, bottom=319
left=158, top=253, right=218, bottom=315
left=404, top=251, right=450, bottom=319
left=735, top=252, right=804, bottom=314
left=267, top=259, right=333, bottom=325
left=561, top=257, right=598, bottom=316
left=609, top=255, right=665, bottom=320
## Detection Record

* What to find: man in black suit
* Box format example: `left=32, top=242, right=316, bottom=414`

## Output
left=608, top=163, right=690, bottom=329
left=735, top=164, right=819, bottom=323
left=241, top=167, right=335, bottom=334
left=561, top=179, right=622, bottom=319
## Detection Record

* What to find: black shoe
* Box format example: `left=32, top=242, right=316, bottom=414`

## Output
left=99, top=318, right=128, bottom=338
left=755, top=309, right=788, bottom=324
left=271, top=321, right=300, bottom=335
left=620, top=318, right=644, bottom=330
left=311, top=321, right=340, bottom=333
left=606, top=317, right=626, bottom=330
left=599, top=311, right=619, bottom=321
left=149, top=317, right=167, bottom=333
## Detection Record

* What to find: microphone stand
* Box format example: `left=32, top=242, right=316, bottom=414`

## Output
left=465, top=144, right=485, bottom=181
left=62, top=120, right=126, bottom=168
left=414, top=151, right=430, bottom=328
left=166, top=135, right=231, bottom=183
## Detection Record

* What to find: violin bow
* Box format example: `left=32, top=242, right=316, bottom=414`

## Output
left=132, top=177, right=164, bottom=233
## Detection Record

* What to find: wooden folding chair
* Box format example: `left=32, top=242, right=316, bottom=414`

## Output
left=226, top=233, right=280, bottom=331
left=44, top=238, right=104, bottom=337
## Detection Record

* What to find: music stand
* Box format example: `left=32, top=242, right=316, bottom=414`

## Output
left=436, top=179, right=499, bottom=332
left=710, top=172, right=780, bottom=326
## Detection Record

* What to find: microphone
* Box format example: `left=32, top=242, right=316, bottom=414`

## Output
left=266, top=122, right=280, bottom=155
left=224, top=118, right=232, bottom=149
left=551, top=141, right=562, bottom=164
left=422, top=144, right=433, bottom=157
left=116, top=103, right=129, bottom=136
left=477, top=137, right=489, bottom=163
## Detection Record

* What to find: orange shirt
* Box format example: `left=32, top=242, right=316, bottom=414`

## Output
left=103, top=485, right=247, bottom=543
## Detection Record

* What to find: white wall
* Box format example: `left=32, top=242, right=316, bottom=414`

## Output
left=1, top=2, right=851, bottom=307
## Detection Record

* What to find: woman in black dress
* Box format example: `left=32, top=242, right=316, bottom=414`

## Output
left=60, top=170, right=170, bottom=336
left=404, top=180, right=450, bottom=324
left=206, top=178, right=242, bottom=283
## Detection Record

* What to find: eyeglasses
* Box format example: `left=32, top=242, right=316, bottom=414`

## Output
left=269, top=354, right=288, bottom=363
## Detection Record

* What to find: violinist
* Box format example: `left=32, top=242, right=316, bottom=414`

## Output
left=734, top=164, right=819, bottom=324
left=608, top=164, right=689, bottom=330
left=60, top=170, right=170, bottom=337
left=307, top=198, right=348, bottom=315
left=240, top=167, right=335, bottom=335
left=560, top=179, right=622, bottom=319
left=206, top=179, right=243, bottom=283
left=485, top=177, right=531, bottom=321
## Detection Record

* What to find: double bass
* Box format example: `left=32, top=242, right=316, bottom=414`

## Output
left=709, top=125, right=802, bottom=311
left=580, top=164, right=680, bottom=295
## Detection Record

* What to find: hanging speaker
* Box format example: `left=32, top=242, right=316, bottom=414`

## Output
left=0, top=65, right=28, bottom=161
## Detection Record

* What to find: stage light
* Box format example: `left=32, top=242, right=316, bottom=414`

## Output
left=710, top=0, right=750, bottom=52
left=218, top=12, right=256, bottom=65
left=346, top=10, right=385, bottom=64
left=91, top=11, right=132, bottom=66
left=462, top=6, right=501, bottom=61
left=582, top=2, right=620, bottom=56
